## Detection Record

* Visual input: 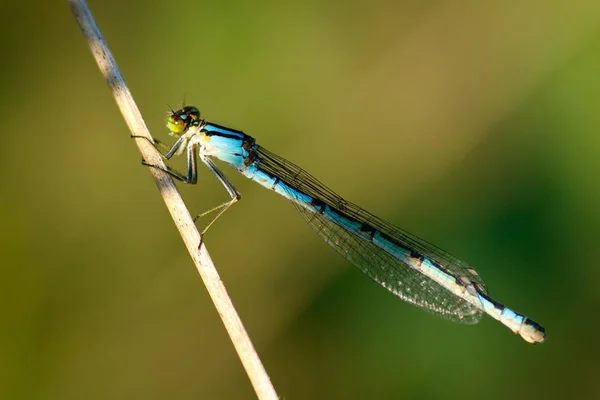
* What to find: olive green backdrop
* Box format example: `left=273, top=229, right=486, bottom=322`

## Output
left=1, top=1, right=599, bottom=399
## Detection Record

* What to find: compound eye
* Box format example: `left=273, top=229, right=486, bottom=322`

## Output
left=166, top=111, right=189, bottom=134
left=166, top=106, right=201, bottom=134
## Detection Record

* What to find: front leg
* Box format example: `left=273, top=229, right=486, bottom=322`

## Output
left=141, top=142, right=199, bottom=184
left=131, top=134, right=187, bottom=160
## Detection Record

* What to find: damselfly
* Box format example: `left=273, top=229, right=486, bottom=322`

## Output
left=142, top=106, right=546, bottom=344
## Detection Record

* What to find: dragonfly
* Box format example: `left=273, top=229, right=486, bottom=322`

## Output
left=141, top=105, right=546, bottom=344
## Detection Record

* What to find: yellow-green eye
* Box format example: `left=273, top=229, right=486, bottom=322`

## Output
left=166, top=106, right=201, bottom=134
left=166, top=114, right=186, bottom=134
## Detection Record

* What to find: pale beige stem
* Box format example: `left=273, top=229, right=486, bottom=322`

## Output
left=68, top=1, right=278, bottom=398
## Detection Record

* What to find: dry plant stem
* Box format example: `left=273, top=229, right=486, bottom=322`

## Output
left=68, top=1, right=278, bottom=399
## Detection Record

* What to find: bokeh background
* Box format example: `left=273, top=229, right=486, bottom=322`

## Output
left=1, top=0, right=599, bottom=399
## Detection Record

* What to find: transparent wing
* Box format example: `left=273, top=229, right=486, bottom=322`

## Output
left=257, top=146, right=485, bottom=323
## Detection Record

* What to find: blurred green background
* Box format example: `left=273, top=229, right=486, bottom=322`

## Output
left=1, top=0, right=599, bottom=399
